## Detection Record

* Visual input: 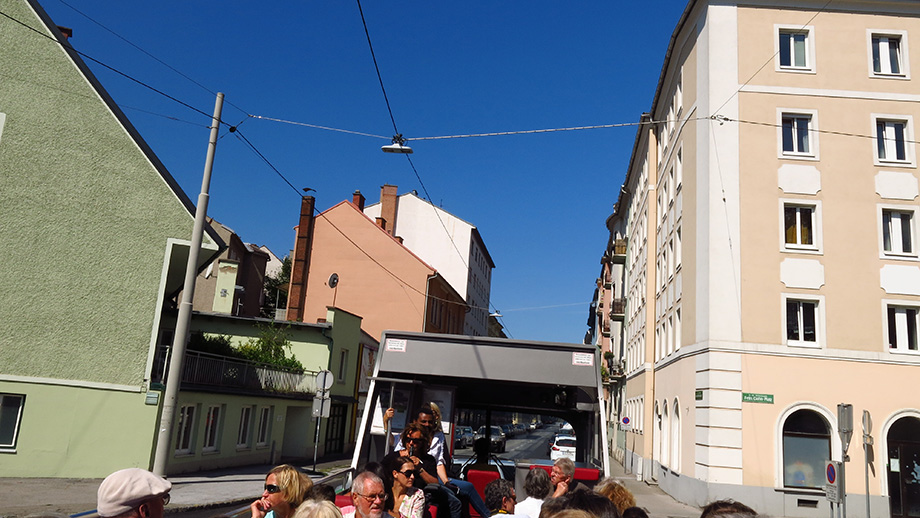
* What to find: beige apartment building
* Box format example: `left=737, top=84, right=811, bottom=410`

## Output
left=606, top=1, right=920, bottom=517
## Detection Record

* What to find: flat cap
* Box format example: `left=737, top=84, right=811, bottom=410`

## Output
left=97, top=468, right=171, bottom=517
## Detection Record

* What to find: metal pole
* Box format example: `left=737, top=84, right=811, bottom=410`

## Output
left=152, top=93, right=224, bottom=476
left=864, top=441, right=870, bottom=518
left=384, top=383, right=395, bottom=454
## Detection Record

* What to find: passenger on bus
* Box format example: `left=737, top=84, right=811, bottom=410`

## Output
left=544, top=490, right=619, bottom=518
left=515, top=468, right=553, bottom=518
left=293, top=500, right=344, bottom=518
left=699, top=500, right=757, bottom=518
left=550, top=459, right=589, bottom=498
left=593, top=478, right=635, bottom=514
left=382, top=424, right=461, bottom=518
left=346, top=472, right=387, bottom=518
left=483, top=479, right=526, bottom=518
left=389, top=456, right=426, bottom=518
left=428, top=403, right=492, bottom=518
left=250, top=464, right=313, bottom=518
left=462, top=438, right=502, bottom=478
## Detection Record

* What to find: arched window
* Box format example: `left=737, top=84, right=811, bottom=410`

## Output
left=653, top=402, right=662, bottom=465
left=671, top=399, right=681, bottom=472
left=661, top=403, right=670, bottom=468
left=783, top=409, right=831, bottom=488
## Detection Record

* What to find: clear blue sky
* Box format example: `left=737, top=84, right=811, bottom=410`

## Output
left=37, top=0, right=689, bottom=343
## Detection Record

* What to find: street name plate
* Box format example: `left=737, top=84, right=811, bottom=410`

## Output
left=742, top=392, right=774, bottom=404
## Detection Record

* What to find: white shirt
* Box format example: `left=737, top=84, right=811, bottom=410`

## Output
left=514, top=497, right=545, bottom=518
left=394, top=430, right=446, bottom=466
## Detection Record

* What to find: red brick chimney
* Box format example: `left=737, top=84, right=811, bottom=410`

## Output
left=287, top=196, right=316, bottom=322
left=352, top=190, right=366, bottom=211
left=380, top=184, right=398, bottom=235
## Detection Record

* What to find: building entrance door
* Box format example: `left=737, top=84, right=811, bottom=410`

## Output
left=888, top=417, right=920, bottom=518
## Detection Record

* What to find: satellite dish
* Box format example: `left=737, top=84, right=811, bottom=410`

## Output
left=328, top=273, right=339, bottom=289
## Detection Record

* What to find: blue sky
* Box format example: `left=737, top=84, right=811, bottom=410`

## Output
left=37, top=0, right=689, bottom=343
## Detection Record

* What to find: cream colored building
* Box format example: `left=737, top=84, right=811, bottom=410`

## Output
left=609, top=1, right=920, bottom=517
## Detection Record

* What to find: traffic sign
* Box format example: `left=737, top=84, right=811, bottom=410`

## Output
left=316, top=370, right=334, bottom=392
left=825, top=460, right=841, bottom=503
left=312, top=395, right=331, bottom=418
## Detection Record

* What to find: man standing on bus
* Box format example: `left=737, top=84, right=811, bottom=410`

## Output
left=550, top=458, right=589, bottom=498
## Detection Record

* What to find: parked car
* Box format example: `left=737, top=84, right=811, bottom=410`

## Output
left=549, top=435, right=577, bottom=461
left=500, top=424, right=515, bottom=438
left=475, top=425, right=507, bottom=452
left=454, top=425, right=474, bottom=448
left=514, top=423, right=526, bottom=435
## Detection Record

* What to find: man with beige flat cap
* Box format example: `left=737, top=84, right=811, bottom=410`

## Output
left=97, top=468, right=172, bottom=518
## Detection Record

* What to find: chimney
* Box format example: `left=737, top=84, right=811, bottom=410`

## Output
left=287, top=196, right=316, bottom=322
left=375, top=217, right=386, bottom=230
left=352, top=190, right=365, bottom=211
left=380, top=184, right=398, bottom=235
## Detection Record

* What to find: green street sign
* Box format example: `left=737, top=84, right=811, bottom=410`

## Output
left=742, top=392, right=774, bottom=404
left=695, top=390, right=703, bottom=401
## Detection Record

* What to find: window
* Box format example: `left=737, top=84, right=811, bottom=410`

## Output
left=870, top=32, right=907, bottom=77
left=876, top=118, right=911, bottom=163
left=256, top=407, right=272, bottom=446
left=782, top=409, right=831, bottom=489
left=782, top=114, right=812, bottom=156
left=337, top=349, right=349, bottom=382
left=203, top=405, right=221, bottom=452
left=784, top=204, right=816, bottom=249
left=887, top=304, right=920, bottom=352
left=238, top=406, right=253, bottom=448
left=777, top=27, right=813, bottom=71
left=175, top=404, right=196, bottom=454
left=0, top=394, right=25, bottom=450
left=785, top=297, right=822, bottom=347
left=882, top=209, right=915, bottom=256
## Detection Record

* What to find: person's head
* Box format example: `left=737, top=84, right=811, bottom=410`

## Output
left=351, top=471, right=387, bottom=518
left=429, top=402, right=442, bottom=423
left=524, top=467, right=553, bottom=499
left=97, top=468, right=172, bottom=518
left=416, top=404, right=436, bottom=432
left=622, top=507, right=650, bottom=518
left=543, top=510, right=594, bottom=518
left=551, top=458, right=575, bottom=487
left=401, top=422, right=431, bottom=454
left=391, top=456, right=417, bottom=490
left=594, top=477, right=636, bottom=513
left=306, top=483, right=337, bottom=503
left=292, top=500, right=344, bottom=518
left=700, top=500, right=757, bottom=518
left=473, top=437, right=491, bottom=459
left=484, top=478, right=516, bottom=514
left=559, top=490, right=620, bottom=518
left=263, top=464, right=313, bottom=517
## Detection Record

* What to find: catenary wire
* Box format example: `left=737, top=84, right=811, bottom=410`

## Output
left=54, top=0, right=248, bottom=116
left=355, top=0, right=400, bottom=137
left=249, top=115, right=390, bottom=140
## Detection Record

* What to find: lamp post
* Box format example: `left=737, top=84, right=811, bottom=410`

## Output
left=152, top=93, right=224, bottom=476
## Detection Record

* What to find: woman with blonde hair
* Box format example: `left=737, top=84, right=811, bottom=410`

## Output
left=594, top=477, right=636, bottom=514
left=251, top=464, right=314, bottom=518
left=292, top=500, right=344, bottom=518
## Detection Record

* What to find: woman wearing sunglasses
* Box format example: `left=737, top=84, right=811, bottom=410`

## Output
left=390, top=456, right=425, bottom=518
left=251, top=464, right=314, bottom=518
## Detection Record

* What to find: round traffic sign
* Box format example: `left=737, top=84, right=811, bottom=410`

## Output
left=622, top=417, right=630, bottom=425
left=826, top=463, right=836, bottom=484
left=316, top=370, right=334, bottom=391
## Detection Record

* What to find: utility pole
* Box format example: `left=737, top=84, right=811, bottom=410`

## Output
left=152, top=93, right=224, bottom=476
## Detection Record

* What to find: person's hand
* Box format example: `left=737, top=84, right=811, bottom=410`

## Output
left=552, top=479, right=569, bottom=498
left=251, top=497, right=271, bottom=518
left=384, top=408, right=395, bottom=426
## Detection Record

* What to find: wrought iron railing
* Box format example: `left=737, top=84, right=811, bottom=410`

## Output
left=152, top=346, right=317, bottom=395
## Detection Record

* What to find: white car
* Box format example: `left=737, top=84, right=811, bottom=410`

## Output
left=549, top=435, right=576, bottom=461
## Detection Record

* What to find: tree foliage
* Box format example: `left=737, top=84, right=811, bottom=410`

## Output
left=261, top=255, right=291, bottom=318
left=236, top=321, right=304, bottom=372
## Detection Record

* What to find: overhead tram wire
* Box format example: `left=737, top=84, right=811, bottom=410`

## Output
left=0, top=8, right=228, bottom=125
left=54, top=0, right=248, bottom=117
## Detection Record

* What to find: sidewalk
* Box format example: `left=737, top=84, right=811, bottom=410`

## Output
left=606, top=459, right=700, bottom=518
left=0, top=457, right=353, bottom=518
left=0, top=456, right=697, bottom=518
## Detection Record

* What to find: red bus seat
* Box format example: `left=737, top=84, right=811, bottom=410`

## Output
left=467, top=469, right=501, bottom=502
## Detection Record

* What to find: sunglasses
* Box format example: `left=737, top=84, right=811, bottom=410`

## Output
left=162, top=493, right=171, bottom=505
left=264, top=484, right=282, bottom=494
left=398, top=469, right=417, bottom=477
left=408, top=437, right=426, bottom=443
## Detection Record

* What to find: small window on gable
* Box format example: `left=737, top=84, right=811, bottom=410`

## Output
left=777, top=26, right=814, bottom=72
left=869, top=31, right=908, bottom=78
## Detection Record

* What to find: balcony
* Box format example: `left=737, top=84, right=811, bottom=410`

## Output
left=151, top=347, right=317, bottom=397
left=611, top=239, right=627, bottom=264
left=609, top=298, right=626, bottom=321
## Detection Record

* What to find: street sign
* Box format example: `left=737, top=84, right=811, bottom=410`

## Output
left=742, top=392, right=774, bottom=404
left=316, top=370, right=334, bottom=393
left=621, top=416, right=632, bottom=430
left=839, top=404, right=854, bottom=454
left=312, top=395, right=331, bottom=418
left=825, top=460, right=841, bottom=503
